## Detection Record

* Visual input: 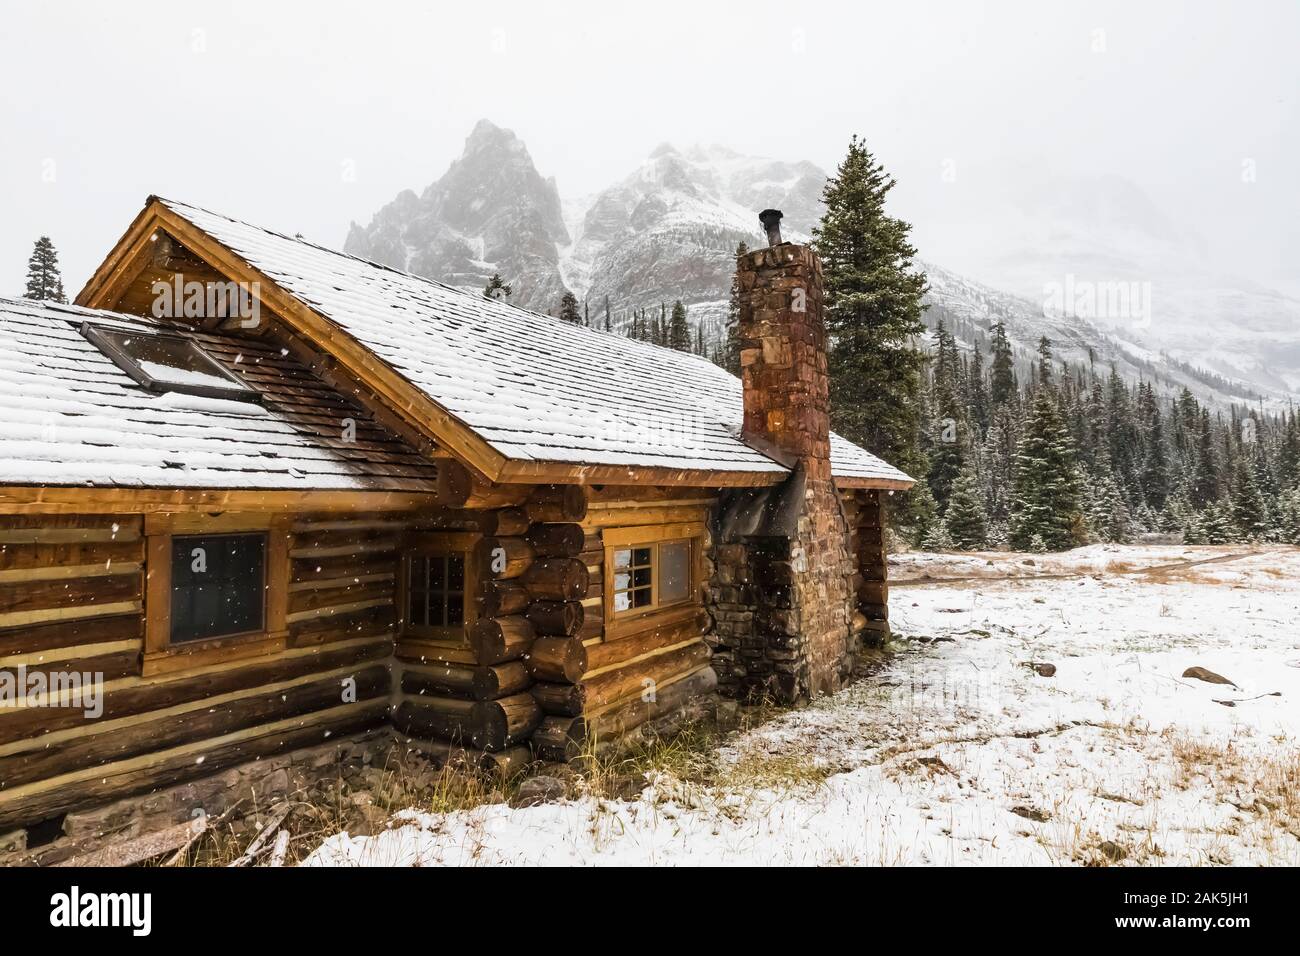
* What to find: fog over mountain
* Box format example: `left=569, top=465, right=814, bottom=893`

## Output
left=344, top=120, right=1300, bottom=410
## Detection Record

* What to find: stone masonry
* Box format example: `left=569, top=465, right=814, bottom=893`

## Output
left=707, top=243, right=858, bottom=704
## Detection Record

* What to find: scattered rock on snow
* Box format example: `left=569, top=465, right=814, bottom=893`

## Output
left=1010, top=805, right=1050, bottom=822
left=510, top=775, right=567, bottom=808
left=1183, top=666, right=1237, bottom=687
left=1098, top=840, right=1128, bottom=862
left=1034, top=663, right=1057, bottom=678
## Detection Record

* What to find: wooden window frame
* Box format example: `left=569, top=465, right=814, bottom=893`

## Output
left=81, top=322, right=261, bottom=403
left=603, top=522, right=704, bottom=639
left=398, top=531, right=479, bottom=646
left=143, top=513, right=290, bottom=676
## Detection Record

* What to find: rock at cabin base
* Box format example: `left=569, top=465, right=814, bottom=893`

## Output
left=510, top=775, right=567, bottom=808
left=1182, top=666, right=1236, bottom=686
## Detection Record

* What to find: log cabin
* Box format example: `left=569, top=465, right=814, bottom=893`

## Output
left=0, top=197, right=911, bottom=843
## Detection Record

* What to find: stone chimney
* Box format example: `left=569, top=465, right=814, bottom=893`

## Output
left=736, top=220, right=832, bottom=482
left=710, top=214, right=856, bottom=703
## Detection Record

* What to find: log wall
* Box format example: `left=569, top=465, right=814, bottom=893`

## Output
left=0, top=489, right=735, bottom=831
left=0, top=512, right=397, bottom=832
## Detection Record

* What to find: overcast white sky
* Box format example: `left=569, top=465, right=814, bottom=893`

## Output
left=1, top=0, right=1296, bottom=297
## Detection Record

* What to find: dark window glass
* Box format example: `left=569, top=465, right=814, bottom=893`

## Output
left=170, top=533, right=266, bottom=643
left=407, top=553, right=466, bottom=631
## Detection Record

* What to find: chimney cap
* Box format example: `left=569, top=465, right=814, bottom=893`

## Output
left=758, top=209, right=784, bottom=248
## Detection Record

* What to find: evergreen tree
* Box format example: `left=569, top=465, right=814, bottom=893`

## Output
left=668, top=300, right=691, bottom=351
left=722, top=241, right=748, bottom=374
left=989, top=320, right=1016, bottom=407
left=1229, top=455, right=1269, bottom=540
left=23, top=236, right=66, bottom=303
left=925, top=320, right=967, bottom=510
left=603, top=296, right=612, bottom=332
left=944, top=465, right=989, bottom=549
left=1008, top=389, right=1085, bottom=551
left=1087, top=470, right=1132, bottom=543
left=558, top=291, right=582, bottom=324
left=814, top=136, right=929, bottom=493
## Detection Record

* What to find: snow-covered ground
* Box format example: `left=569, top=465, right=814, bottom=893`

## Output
left=306, top=545, right=1300, bottom=866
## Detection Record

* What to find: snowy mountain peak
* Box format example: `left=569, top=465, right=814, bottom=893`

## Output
left=343, top=118, right=569, bottom=311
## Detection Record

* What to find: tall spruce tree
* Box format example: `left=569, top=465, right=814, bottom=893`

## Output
left=944, top=464, right=989, bottom=549
left=23, top=236, right=67, bottom=303
left=989, top=320, right=1016, bottom=407
left=722, top=241, right=748, bottom=374
left=814, top=136, right=928, bottom=490
left=558, top=291, right=581, bottom=324
left=1009, top=389, right=1085, bottom=551
left=668, top=300, right=691, bottom=351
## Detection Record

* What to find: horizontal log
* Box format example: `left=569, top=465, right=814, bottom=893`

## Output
left=469, top=615, right=535, bottom=665
left=0, top=613, right=142, bottom=658
left=476, top=536, right=535, bottom=581
left=524, top=523, right=585, bottom=558
left=525, top=600, right=583, bottom=637
left=522, top=558, right=589, bottom=602
left=0, top=700, right=388, bottom=831
left=400, top=660, right=531, bottom=701
left=587, top=607, right=709, bottom=674
left=526, top=486, right=588, bottom=524
left=394, top=691, right=541, bottom=751
left=481, top=507, right=530, bottom=537
left=585, top=640, right=710, bottom=711
left=479, top=580, right=531, bottom=618
left=0, top=666, right=389, bottom=791
left=526, top=636, right=588, bottom=684
left=530, top=681, right=587, bottom=717
left=0, top=638, right=391, bottom=747
left=531, top=714, right=586, bottom=762
left=0, top=543, right=143, bottom=584
left=0, top=573, right=141, bottom=617
left=588, top=665, right=717, bottom=741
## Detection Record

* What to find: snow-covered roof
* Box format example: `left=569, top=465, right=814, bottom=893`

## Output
left=0, top=296, right=441, bottom=492
left=158, top=198, right=912, bottom=487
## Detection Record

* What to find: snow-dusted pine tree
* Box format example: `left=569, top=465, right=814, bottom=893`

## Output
left=944, top=465, right=988, bottom=549
left=23, top=236, right=67, bottom=303
left=558, top=291, right=581, bottom=324
left=483, top=273, right=512, bottom=301
left=1009, top=388, right=1084, bottom=551
left=668, top=300, right=691, bottom=352
left=814, top=136, right=928, bottom=487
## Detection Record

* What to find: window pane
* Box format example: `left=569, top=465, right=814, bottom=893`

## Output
left=633, top=566, right=652, bottom=588
left=614, top=548, right=631, bottom=570
left=170, top=533, right=266, bottom=643
left=659, top=541, right=691, bottom=604
left=405, top=550, right=468, bottom=635
left=632, top=547, right=652, bottom=567
left=632, top=587, right=653, bottom=608
left=408, top=557, right=427, bottom=627
left=614, top=591, right=631, bottom=612
left=90, top=327, right=254, bottom=397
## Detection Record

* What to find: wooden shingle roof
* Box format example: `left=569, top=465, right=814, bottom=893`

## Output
left=0, top=296, right=441, bottom=493
left=148, top=198, right=913, bottom=488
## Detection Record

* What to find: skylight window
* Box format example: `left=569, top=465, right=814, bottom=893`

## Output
left=82, top=323, right=258, bottom=402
